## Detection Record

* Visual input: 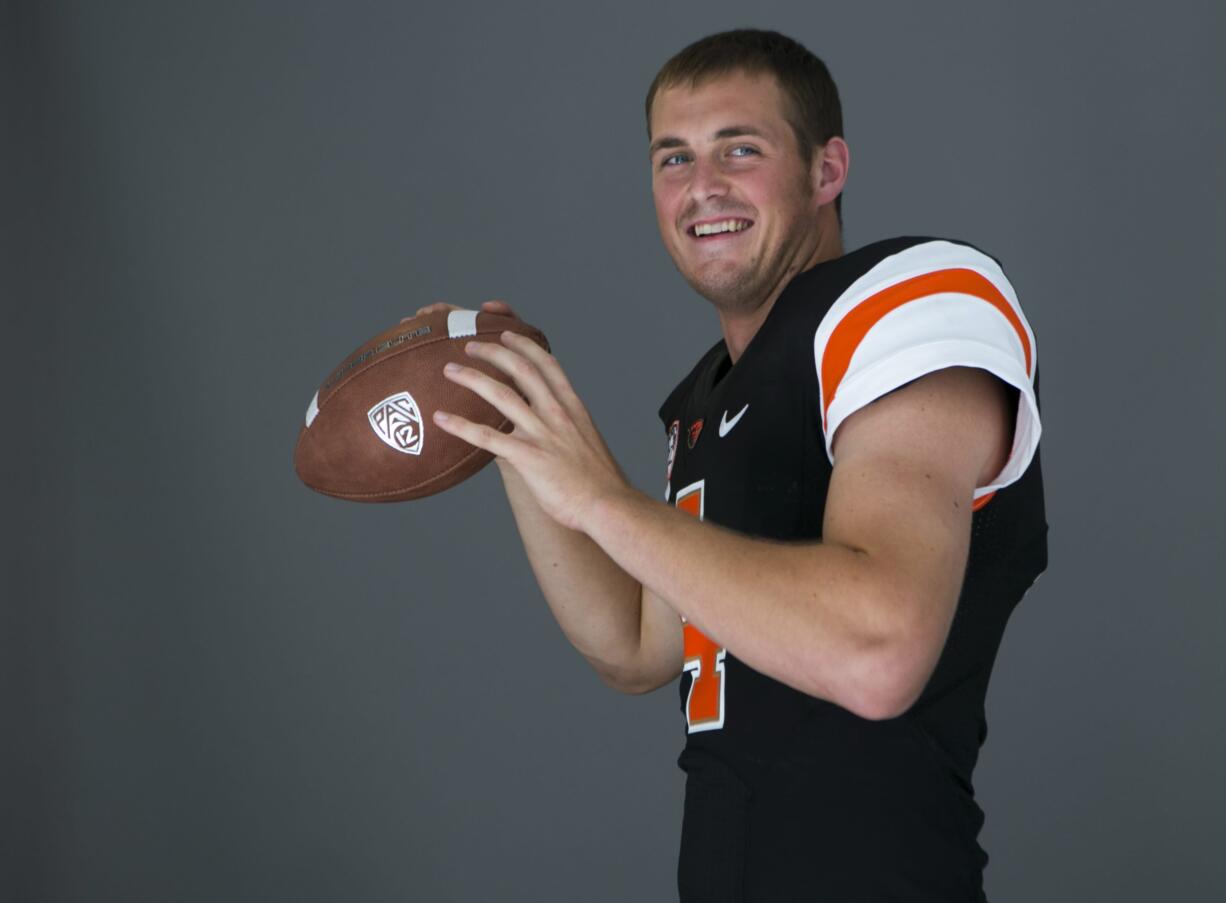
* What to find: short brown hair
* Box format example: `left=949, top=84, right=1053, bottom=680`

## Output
left=645, top=29, right=845, bottom=223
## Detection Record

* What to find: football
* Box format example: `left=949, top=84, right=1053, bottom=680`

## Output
left=294, top=309, right=549, bottom=502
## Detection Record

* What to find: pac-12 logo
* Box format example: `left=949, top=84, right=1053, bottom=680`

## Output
left=666, top=420, right=680, bottom=480
left=368, top=391, right=424, bottom=455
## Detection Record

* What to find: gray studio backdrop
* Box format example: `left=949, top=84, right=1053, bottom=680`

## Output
left=5, top=2, right=1223, bottom=901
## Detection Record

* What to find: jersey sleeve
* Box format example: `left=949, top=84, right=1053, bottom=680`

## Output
left=813, top=239, right=1040, bottom=502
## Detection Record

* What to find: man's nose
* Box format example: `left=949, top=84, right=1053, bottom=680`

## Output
left=687, top=154, right=730, bottom=202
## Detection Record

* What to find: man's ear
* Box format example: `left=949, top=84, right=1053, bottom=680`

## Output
left=813, top=136, right=850, bottom=208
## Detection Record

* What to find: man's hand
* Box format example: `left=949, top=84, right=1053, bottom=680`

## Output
left=402, top=300, right=670, bottom=691
left=428, top=311, right=631, bottom=535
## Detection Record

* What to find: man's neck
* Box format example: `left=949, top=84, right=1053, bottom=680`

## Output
left=719, top=214, right=843, bottom=363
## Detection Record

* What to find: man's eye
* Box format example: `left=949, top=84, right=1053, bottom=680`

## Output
left=729, top=145, right=759, bottom=157
left=661, top=153, right=689, bottom=167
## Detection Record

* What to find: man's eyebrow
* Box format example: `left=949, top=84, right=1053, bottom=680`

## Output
left=648, top=125, right=767, bottom=158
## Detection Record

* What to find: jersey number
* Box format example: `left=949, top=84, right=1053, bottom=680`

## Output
left=675, top=480, right=726, bottom=733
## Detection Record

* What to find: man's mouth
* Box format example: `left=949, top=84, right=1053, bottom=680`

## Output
left=688, top=218, right=754, bottom=239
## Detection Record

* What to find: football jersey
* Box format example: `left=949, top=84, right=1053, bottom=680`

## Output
left=658, top=236, right=1048, bottom=902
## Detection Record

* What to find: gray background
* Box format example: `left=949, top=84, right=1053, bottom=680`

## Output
left=5, top=1, right=1223, bottom=901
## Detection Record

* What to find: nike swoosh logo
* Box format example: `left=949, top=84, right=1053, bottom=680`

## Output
left=718, top=404, right=749, bottom=437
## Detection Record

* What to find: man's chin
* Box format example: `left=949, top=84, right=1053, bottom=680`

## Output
left=683, top=267, right=764, bottom=314
left=686, top=280, right=760, bottom=316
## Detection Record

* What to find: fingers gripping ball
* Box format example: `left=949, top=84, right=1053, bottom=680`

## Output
left=294, top=309, right=549, bottom=501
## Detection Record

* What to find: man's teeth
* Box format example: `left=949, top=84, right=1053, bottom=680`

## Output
left=693, top=219, right=751, bottom=236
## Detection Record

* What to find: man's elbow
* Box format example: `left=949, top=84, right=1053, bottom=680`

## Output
left=843, top=683, right=923, bottom=721
left=835, top=644, right=932, bottom=722
left=597, top=672, right=670, bottom=696
left=591, top=659, right=678, bottom=696
left=612, top=675, right=673, bottom=696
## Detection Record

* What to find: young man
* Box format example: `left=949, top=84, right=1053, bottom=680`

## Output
left=428, top=28, right=1046, bottom=903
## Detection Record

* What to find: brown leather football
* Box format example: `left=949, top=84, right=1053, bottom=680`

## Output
left=294, top=309, right=549, bottom=502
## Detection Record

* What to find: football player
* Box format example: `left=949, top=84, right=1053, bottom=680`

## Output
left=427, top=28, right=1046, bottom=902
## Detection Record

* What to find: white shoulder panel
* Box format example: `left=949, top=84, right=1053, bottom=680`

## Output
left=813, top=240, right=1040, bottom=498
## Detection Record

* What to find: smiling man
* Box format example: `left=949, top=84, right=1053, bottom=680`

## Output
left=428, top=28, right=1047, bottom=902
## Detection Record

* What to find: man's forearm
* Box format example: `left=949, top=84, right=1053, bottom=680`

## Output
left=581, top=486, right=922, bottom=718
left=497, top=462, right=645, bottom=687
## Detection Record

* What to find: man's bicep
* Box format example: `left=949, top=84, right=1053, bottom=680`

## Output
left=821, top=368, right=1011, bottom=676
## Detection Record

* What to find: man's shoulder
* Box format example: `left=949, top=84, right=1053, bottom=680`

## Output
left=655, top=237, right=1014, bottom=428
left=806, top=235, right=1005, bottom=296
left=774, top=234, right=1017, bottom=348
left=812, top=234, right=1039, bottom=486
left=770, top=235, right=995, bottom=325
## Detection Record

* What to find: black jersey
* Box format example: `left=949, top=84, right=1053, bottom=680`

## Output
left=658, top=236, right=1048, bottom=902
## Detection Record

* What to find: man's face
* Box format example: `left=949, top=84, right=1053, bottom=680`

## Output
left=649, top=70, right=823, bottom=314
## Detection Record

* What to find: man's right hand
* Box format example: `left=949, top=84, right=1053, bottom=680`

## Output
left=401, top=298, right=682, bottom=693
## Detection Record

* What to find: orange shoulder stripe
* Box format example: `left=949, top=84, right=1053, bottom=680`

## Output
left=821, top=268, right=1032, bottom=429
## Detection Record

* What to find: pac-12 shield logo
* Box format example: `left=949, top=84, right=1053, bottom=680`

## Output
left=666, top=420, right=680, bottom=481
left=368, top=391, right=424, bottom=455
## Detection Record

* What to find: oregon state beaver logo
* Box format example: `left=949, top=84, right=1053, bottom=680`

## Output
left=687, top=418, right=704, bottom=450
